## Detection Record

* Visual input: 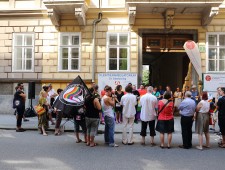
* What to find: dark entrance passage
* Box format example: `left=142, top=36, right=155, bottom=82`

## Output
left=143, top=52, right=190, bottom=92
left=141, top=32, right=194, bottom=92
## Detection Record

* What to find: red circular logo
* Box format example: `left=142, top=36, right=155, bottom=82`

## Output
left=205, top=75, right=211, bottom=81
left=186, top=41, right=195, bottom=50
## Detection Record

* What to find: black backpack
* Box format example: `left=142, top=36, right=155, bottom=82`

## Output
left=24, top=107, right=37, bottom=117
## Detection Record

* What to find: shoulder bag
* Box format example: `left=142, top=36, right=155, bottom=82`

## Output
left=34, top=105, right=46, bottom=115
left=158, top=100, right=171, bottom=115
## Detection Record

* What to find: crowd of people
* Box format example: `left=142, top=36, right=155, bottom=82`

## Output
left=13, top=82, right=225, bottom=150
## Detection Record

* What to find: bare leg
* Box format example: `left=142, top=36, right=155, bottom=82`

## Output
left=116, top=112, right=119, bottom=123
left=90, top=136, right=96, bottom=147
left=141, top=136, right=145, bottom=145
left=118, top=112, right=121, bottom=123
left=222, top=135, right=225, bottom=144
left=167, top=133, right=172, bottom=147
left=49, top=112, right=55, bottom=125
left=84, top=133, right=87, bottom=143
left=86, top=135, right=90, bottom=145
left=198, top=134, right=203, bottom=148
left=205, top=132, right=210, bottom=147
left=75, top=132, right=80, bottom=142
left=150, top=136, right=154, bottom=144
left=42, top=125, right=47, bottom=136
left=160, top=133, right=164, bottom=147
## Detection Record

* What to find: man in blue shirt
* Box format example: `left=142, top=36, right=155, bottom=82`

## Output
left=178, top=91, right=196, bottom=149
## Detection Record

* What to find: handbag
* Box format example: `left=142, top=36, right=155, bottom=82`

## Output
left=34, top=105, right=46, bottom=115
left=13, top=99, right=20, bottom=109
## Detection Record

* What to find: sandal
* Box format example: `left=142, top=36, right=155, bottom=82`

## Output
left=203, top=145, right=210, bottom=148
left=219, top=144, right=225, bottom=148
left=76, top=139, right=82, bottom=143
left=86, top=143, right=90, bottom=146
left=55, top=132, right=61, bottom=136
left=90, top=143, right=98, bottom=147
left=160, top=145, right=164, bottom=149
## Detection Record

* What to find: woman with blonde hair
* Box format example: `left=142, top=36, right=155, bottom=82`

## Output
left=38, top=91, right=49, bottom=136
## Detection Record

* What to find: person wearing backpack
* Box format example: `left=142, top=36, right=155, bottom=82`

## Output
left=13, top=82, right=26, bottom=132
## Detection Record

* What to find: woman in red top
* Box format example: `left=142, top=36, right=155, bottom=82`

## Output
left=156, top=91, right=174, bottom=149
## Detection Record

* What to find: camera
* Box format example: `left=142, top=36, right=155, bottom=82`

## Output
left=111, top=93, right=116, bottom=98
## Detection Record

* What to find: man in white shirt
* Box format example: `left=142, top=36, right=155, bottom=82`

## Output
left=140, top=86, right=158, bottom=146
left=121, top=85, right=137, bottom=145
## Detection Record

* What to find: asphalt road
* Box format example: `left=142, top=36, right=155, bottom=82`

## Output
left=0, top=130, right=225, bottom=170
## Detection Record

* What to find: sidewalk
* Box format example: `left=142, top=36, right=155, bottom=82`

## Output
left=0, top=114, right=182, bottom=133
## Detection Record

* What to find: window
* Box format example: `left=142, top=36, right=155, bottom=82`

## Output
left=207, top=33, right=225, bottom=72
left=12, top=33, right=34, bottom=72
left=107, top=33, right=130, bottom=71
left=89, top=0, right=125, bottom=8
left=59, top=33, right=81, bottom=71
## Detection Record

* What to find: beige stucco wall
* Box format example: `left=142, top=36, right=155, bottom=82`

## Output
left=1, top=8, right=225, bottom=85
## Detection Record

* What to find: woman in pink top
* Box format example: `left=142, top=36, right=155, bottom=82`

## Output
left=156, top=91, right=174, bottom=149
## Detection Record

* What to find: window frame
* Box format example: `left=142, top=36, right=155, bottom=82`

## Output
left=206, top=32, right=225, bottom=73
left=101, top=0, right=125, bottom=8
left=12, top=33, right=35, bottom=72
left=58, top=32, right=81, bottom=72
left=106, top=32, right=130, bottom=72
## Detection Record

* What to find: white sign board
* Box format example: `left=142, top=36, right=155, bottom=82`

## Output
left=98, top=73, right=137, bottom=92
left=203, top=73, right=225, bottom=92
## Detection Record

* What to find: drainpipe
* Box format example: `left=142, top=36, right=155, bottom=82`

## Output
left=92, top=12, right=102, bottom=83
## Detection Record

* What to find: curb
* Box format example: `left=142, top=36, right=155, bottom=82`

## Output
left=0, top=127, right=143, bottom=134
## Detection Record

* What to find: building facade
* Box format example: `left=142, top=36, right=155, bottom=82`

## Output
left=0, top=0, right=225, bottom=114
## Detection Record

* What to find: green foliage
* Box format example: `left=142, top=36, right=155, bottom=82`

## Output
left=142, top=70, right=149, bottom=85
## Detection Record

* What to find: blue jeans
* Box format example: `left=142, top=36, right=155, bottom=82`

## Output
left=104, top=116, right=115, bottom=145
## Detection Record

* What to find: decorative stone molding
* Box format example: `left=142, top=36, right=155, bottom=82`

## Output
left=75, top=5, right=87, bottom=26
left=128, top=6, right=136, bottom=26
left=164, top=9, right=175, bottom=29
left=47, top=8, right=60, bottom=30
left=202, top=6, right=219, bottom=26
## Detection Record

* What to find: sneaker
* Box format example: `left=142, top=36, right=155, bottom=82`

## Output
left=196, top=146, right=203, bottom=150
left=109, top=143, right=119, bottom=147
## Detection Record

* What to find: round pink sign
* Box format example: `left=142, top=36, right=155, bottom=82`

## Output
left=186, top=41, right=195, bottom=50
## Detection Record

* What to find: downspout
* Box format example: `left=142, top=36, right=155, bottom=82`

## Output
left=92, top=12, right=102, bottom=82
